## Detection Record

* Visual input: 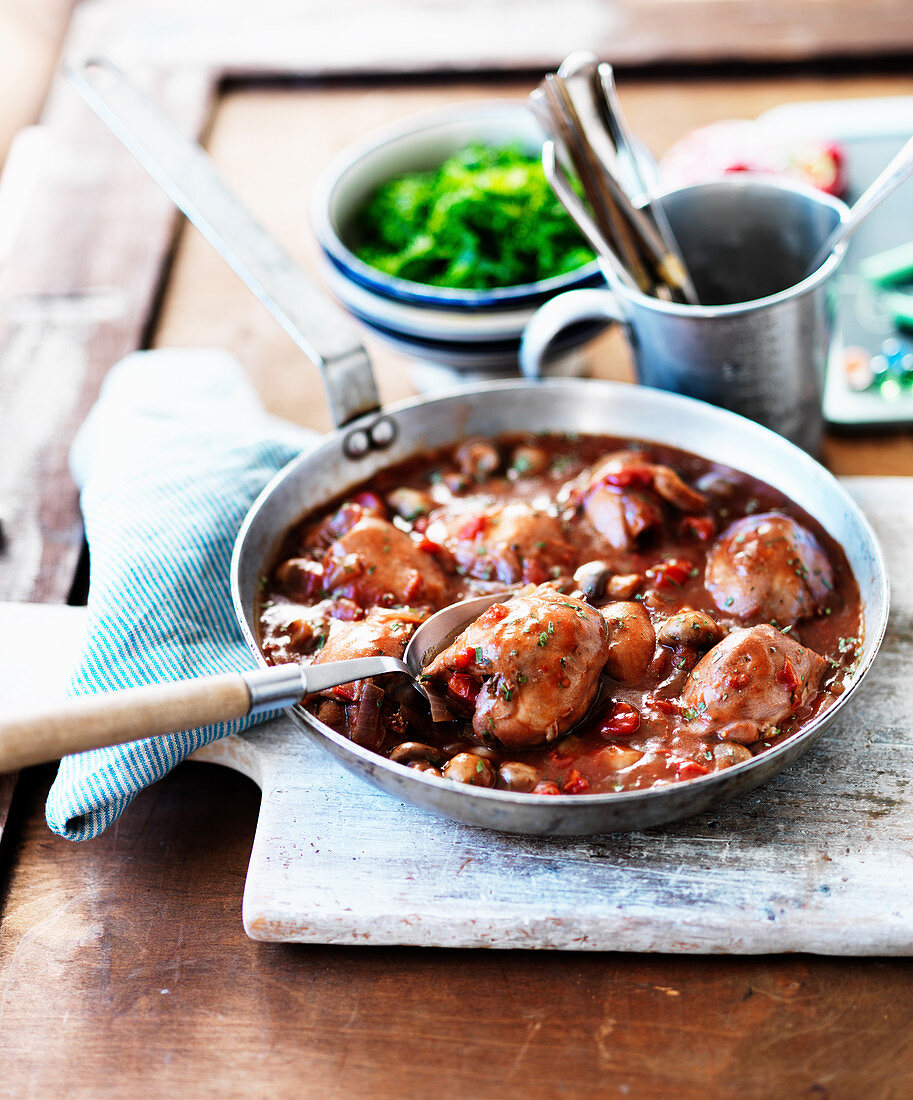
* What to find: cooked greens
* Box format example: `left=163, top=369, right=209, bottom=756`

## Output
left=349, top=144, right=595, bottom=290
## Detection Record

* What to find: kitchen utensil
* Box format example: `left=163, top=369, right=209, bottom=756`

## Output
left=58, top=59, right=887, bottom=835
left=804, top=131, right=913, bottom=278
left=521, top=176, right=850, bottom=455
left=0, top=592, right=506, bottom=773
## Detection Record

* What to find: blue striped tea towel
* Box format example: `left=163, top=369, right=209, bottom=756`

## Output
left=45, top=349, right=312, bottom=840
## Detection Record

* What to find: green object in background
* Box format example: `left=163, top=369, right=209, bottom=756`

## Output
left=349, top=144, right=595, bottom=290
left=860, top=240, right=913, bottom=287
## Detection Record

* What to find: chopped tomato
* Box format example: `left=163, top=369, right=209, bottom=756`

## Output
left=450, top=645, right=477, bottom=670
left=477, top=603, right=509, bottom=626
left=600, top=465, right=654, bottom=490
left=533, top=780, right=561, bottom=796
left=675, top=759, right=710, bottom=781
left=447, top=673, right=481, bottom=705
left=646, top=558, right=694, bottom=588
left=599, top=702, right=641, bottom=738
left=416, top=535, right=441, bottom=554
left=652, top=697, right=682, bottom=716
left=331, top=683, right=356, bottom=702
left=456, top=515, right=488, bottom=541
left=682, top=515, right=715, bottom=541
left=562, top=769, right=590, bottom=794
left=777, top=657, right=800, bottom=699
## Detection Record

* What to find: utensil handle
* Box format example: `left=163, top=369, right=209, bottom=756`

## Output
left=0, top=673, right=256, bottom=772
left=806, top=132, right=913, bottom=277
left=66, top=57, right=380, bottom=429
left=520, top=287, right=629, bottom=379
left=0, top=654, right=414, bottom=772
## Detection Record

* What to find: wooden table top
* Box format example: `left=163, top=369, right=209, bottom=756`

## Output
left=3, top=36, right=913, bottom=1097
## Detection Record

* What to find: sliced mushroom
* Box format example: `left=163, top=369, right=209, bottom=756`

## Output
left=387, top=487, right=434, bottom=522
left=509, top=444, right=549, bottom=478
left=389, top=741, right=445, bottom=767
left=657, top=609, right=724, bottom=650
left=602, top=601, right=656, bottom=684
left=455, top=439, right=500, bottom=481
left=712, top=741, right=754, bottom=767
left=497, top=761, right=541, bottom=792
left=573, top=560, right=610, bottom=601
left=442, top=752, right=497, bottom=787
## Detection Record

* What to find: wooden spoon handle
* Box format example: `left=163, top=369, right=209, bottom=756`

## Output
left=0, top=673, right=254, bottom=772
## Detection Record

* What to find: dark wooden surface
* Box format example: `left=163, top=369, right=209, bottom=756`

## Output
left=4, top=762, right=913, bottom=1100
left=3, top=2, right=913, bottom=1095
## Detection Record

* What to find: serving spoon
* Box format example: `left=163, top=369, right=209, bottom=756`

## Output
left=0, top=594, right=503, bottom=774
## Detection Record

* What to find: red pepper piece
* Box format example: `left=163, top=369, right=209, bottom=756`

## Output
left=456, top=515, right=488, bottom=541
left=682, top=515, right=715, bottom=541
left=533, top=780, right=562, bottom=796
left=646, top=558, right=694, bottom=588
left=447, top=673, right=480, bottom=705
left=477, top=603, right=509, bottom=627
left=332, top=684, right=356, bottom=702
left=562, top=769, right=590, bottom=794
left=652, top=698, right=683, bottom=716
left=600, top=466, right=654, bottom=490
left=777, top=657, right=800, bottom=700
left=599, top=702, right=641, bottom=739
left=417, top=535, right=441, bottom=554
left=675, top=759, right=711, bottom=781
left=450, top=645, right=477, bottom=670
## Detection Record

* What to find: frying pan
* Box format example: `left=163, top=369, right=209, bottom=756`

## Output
left=67, top=61, right=890, bottom=835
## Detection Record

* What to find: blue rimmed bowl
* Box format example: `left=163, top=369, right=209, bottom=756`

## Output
left=310, top=101, right=606, bottom=373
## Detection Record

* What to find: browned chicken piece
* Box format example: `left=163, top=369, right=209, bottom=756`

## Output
left=705, top=512, right=834, bottom=626
left=322, top=516, right=449, bottom=608
left=424, top=585, right=610, bottom=749
left=581, top=450, right=707, bottom=550
left=307, top=606, right=428, bottom=708
left=680, top=624, right=827, bottom=744
left=424, top=501, right=576, bottom=585
left=602, top=601, right=656, bottom=683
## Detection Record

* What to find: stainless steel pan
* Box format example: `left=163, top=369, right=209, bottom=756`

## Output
left=72, top=60, right=890, bottom=835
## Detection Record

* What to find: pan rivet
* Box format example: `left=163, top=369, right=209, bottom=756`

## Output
left=369, top=416, right=397, bottom=448
left=344, top=429, right=371, bottom=458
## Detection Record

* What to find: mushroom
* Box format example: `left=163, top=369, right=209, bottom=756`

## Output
left=389, top=742, right=445, bottom=767
left=657, top=609, right=724, bottom=650
left=442, top=752, right=497, bottom=787
left=497, top=761, right=541, bottom=792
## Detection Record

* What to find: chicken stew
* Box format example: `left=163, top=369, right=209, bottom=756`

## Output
left=258, top=434, right=862, bottom=795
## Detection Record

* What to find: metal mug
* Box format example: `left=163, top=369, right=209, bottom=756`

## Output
left=520, top=177, right=850, bottom=454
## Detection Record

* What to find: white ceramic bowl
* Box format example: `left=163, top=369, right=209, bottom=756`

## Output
left=310, top=101, right=605, bottom=371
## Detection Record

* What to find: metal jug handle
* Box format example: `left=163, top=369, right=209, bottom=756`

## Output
left=520, top=287, right=629, bottom=379
left=67, top=58, right=381, bottom=429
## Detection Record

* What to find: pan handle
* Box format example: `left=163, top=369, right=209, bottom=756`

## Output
left=67, top=58, right=381, bottom=429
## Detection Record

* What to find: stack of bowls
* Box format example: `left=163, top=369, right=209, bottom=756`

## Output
left=310, top=101, right=606, bottom=377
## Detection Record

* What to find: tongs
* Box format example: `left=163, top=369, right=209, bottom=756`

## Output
left=530, top=52, right=699, bottom=305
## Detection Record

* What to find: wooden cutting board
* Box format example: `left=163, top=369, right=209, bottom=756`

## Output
left=3, top=477, right=910, bottom=952
left=198, top=476, right=913, bottom=953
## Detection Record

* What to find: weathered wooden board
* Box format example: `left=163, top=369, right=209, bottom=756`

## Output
left=194, top=477, right=912, bottom=953
left=1, top=480, right=910, bottom=949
